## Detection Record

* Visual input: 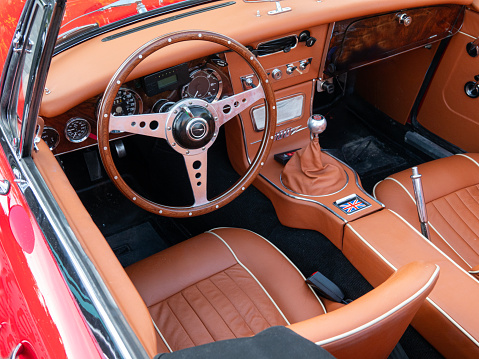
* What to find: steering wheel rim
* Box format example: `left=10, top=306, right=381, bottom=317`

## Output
left=97, top=30, right=277, bottom=218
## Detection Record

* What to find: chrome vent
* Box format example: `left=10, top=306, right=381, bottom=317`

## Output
left=255, top=35, right=297, bottom=56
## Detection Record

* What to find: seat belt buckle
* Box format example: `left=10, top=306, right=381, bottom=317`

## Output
left=306, top=271, right=350, bottom=304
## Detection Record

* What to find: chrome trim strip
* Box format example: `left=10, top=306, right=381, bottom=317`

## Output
left=17, top=155, right=148, bottom=359
left=259, top=173, right=346, bottom=222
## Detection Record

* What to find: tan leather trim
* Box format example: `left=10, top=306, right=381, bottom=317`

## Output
left=416, top=9, right=479, bottom=151
left=209, top=227, right=327, bottom=314
left=206, top=230, right=291, bottom=325
left=288, top=262, right=438, bottom=359
left=343, top=209, right=479, bottom=358
left=207, top=228, right=327, bottom=322
left=374, top=154, right=479, bottom=271
left=355, top=43, right=439, bottom=125
left=42, top=0, right=472, bottom=118
left=126, top=228, right=327, bottom=352
left=32, top=141, right=160, bottom=357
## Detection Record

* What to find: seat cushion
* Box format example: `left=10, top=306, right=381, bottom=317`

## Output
left=374, top=153, right=479, bottom=271
left=126, top=228, right=326, bottom=353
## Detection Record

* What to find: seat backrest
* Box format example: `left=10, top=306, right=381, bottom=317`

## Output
left=287, top=261, right=439, bottom=359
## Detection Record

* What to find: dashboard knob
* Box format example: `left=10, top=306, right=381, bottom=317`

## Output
left=286, top=65, right=297, bottom=75
left=271, top=68, right=283, bottom=80
left=397, top=13, right=412, bottom=26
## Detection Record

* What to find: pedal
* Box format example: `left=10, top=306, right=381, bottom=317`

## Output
left=83, top=150, right=103, bottom=182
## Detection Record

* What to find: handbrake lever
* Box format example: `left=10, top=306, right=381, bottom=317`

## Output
left=411, top=167, right=431, bottom=240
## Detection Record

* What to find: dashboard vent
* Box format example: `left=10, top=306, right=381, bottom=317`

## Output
left=255, top=35, right=298, bottom=56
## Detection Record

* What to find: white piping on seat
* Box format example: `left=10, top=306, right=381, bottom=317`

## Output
left=379, top=177, right=473, bottom=270
left=151, top=317, right=173, bottom=353
left=428, top=222, right=472, bottom=268
left=346, top=225, right=397, bottom=270
left=347, top=213, right=479, bottom=349
left=382, top=177, right=417, bottom=204
left=210, top=227, right=327, bottom=314
left=206, top=230, right=291, bottom=325
left=390, top=211, right=478, bottom=284
left=426, top=298, right=479, bottom=347
left=315, top=265, right=439, bottom=346
left=372, top=180, right=382, bottom=199
left=457, top=153, right=479, bottom=169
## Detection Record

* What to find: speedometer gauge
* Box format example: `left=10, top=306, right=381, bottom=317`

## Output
left=111, top=88, right=143, bottom=116
left=182, top=68, right=223, bottom=103
left=65, top=117, right=91, bottom=143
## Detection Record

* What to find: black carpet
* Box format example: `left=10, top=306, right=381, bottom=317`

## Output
left=107, top=221, right=169, bottom=267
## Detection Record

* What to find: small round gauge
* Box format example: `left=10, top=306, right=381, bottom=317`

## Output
left=65, top=117, right=91, bottom=143
left=111, top=88, right=143, bottom=116
left=41, top=127, right=60, bottom=150
left=182, top=68, right=223, bottom=102
left=152, top=99, right=175, bottom=113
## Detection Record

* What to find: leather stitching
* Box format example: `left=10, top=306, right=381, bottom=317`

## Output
left=195, top=279, right=246, bottom=338
left=222, top=267, right=280, bottom=328
left=210, top=227, right=327, bottom=314
left=206, top=230, right=291, bottom=325
left=163, top=299, right=197, bottom=348
left=179, top=289, right=216, bottom=343
left=432, top=197, right=478, bottom=254
left=208, top=269, right=267, bottom=334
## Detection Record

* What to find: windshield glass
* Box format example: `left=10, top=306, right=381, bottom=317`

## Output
left=59, top=0, right=190, bottom=37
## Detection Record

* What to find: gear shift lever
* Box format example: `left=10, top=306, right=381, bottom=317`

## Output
left=281, top=114, right=347, bottom=196
left=308, top=114, right=327, bottom=139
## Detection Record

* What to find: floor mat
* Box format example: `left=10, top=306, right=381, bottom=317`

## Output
left=107, top=221, right=168, bottom=267
left=342, top=136, right=408, bottom=177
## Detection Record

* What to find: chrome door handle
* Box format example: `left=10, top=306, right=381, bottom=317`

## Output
left=10, top=343, right=23, bottom=359
left=0, top=179, right=10, bottom=195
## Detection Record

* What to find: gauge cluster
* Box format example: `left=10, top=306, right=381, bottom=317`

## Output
left=41, top=56, right=232, bottom=155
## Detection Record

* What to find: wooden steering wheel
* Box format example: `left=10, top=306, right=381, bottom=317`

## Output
left=97, top=31, right=277, bottom=218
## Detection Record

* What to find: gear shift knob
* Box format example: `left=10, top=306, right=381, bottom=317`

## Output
left=308, top=114, right=327, bottom=139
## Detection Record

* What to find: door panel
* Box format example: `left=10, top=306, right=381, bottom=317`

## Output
left=417, top=8, right=479, bottom=152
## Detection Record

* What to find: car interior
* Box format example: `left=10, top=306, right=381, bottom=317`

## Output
left=25, top=0, right=479, bottom=357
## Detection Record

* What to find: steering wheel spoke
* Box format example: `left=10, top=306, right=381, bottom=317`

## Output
left=183, top=151, right=209, bottom=206
left=109, top=112, right=168, bottom=139
left=212, top=85, right=265, bottom=127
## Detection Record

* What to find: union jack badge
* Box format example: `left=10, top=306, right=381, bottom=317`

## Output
left=334, top=195, right=371, bottom=215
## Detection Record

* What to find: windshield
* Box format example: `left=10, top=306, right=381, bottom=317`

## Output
left=59, top=0, right=190, bottom=37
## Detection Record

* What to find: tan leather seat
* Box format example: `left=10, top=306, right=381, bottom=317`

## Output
left=126, top=227, right=439, bottom=358
left=374, top=153, right=479, bottom=275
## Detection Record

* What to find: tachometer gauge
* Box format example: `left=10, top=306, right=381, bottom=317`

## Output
left=65, top=117, right=91, bottom=143
left=111, top=87, right=143, bottom=116
left=182, top=68, right=223, bottom=103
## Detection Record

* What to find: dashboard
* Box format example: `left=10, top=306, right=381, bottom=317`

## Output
left=41, top=55, right=233, bottom=155
left=40, top=0, right=468, bottom=157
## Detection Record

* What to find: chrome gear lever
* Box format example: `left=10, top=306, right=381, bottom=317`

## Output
left=308, top=114, right=327, bottom=140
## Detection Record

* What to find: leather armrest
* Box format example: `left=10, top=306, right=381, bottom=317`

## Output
left=287, top=262, right=439, bottom=359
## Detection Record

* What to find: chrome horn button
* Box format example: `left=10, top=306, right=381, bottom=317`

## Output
left=186, top=118, right=209, bottom=141
left=171, top=104, right=215, bottom=150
